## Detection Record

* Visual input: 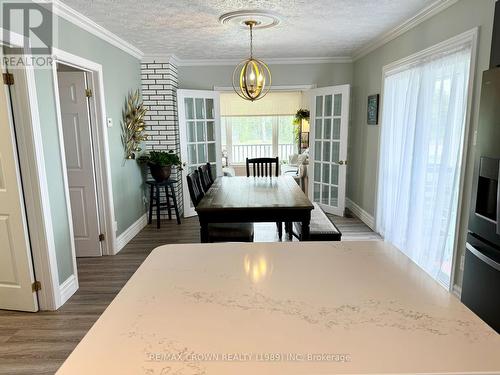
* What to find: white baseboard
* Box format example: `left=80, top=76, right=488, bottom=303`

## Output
left=59, top=274, right=78, bottom=306
left=346, top=198, right=376, bottom=230
left=114, top=213, right=148, bottom=254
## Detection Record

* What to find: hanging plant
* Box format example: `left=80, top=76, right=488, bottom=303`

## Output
left=293, top=109, right=310, bottom=125
left=121, top=89, right=148, bottom=159
left=293, top=109, right=310, bottom=150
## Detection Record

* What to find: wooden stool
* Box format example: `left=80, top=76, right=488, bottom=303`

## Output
left=146, top=179, right=181, bottom=228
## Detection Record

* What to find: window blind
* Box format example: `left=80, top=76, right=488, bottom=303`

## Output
left=220, top=92, right=302, bottom=116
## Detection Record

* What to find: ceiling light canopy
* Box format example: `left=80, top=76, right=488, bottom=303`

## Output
left=232, top=20, right=271, bottom=102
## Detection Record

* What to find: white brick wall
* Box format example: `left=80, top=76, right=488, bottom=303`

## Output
left=141, top=59, right=183, bottom=220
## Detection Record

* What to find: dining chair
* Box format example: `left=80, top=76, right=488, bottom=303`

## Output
left=246, top=157, right=279, bottom=177
left=245, top=157, right=284, bottom=240
left=198, top=163, right=214, bottom=192
left=186, top=170, right=205, bottom=207
left=186, top=170, right=254, bottom=242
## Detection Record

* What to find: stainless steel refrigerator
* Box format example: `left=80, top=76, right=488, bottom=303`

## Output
left=461, top=67, right=500, bottom=333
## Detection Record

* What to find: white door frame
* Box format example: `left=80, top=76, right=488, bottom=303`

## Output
left=51, top=48, right=117, bottom=259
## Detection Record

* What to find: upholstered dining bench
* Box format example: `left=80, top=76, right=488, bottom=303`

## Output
left=290, top=202, right=342, bottom=241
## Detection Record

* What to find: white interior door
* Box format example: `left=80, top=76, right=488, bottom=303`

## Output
left=57, top=71, right=101, bottom=257
left=0, top=72, right=38, bottom=312
left=308, top=85, right=350, bottom=216
left=178, top=90, right=221, bottom=217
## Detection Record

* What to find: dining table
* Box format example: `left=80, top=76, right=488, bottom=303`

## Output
left=195, top=176, right=314, bottom=242
left=56, top=241, right=500, bottom=374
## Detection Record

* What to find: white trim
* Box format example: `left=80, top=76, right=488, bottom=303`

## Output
left=146, top=55, right=353, bottom=67
left=214, top=84, right=316, bottom=92
left=449, top=28, right=479, bottom=291
left=115, top=214, right=148, bottom=253
left=382, top=28, right=478, bottom=77
left=346, top=198, right=376, bottom=230
left=51, top=60, right=79, bottom=286
left=51, top=48, right=118, bottom=257
left=51, top=0, right=143, bottom=60
left=59, top=274, right=78, bottom=306
left=375, top=28, right=478, bottom=291
left=352, top=0, right=460, bottom=61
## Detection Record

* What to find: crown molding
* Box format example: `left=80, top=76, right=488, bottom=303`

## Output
left=166, top=55, right=352, bottom=66
left=352, top=0, right=459, bottom=61
left=51, top=0, right=144, bottom=60
left=141, top=54, right=180, bottom=66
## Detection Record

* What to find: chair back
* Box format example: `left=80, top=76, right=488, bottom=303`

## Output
left=186, top=170, right=204, bottom=207
left=246, top=157, right=279, bottom=177
left=198, top=163, right=214, bottom=192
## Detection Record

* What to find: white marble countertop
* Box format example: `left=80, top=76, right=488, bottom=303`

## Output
left=57, top=241, right=500, bottom=374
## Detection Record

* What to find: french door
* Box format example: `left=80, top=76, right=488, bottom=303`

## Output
left=308, top=85, right=350, bottom=216
left=178, top=90, right=222, bottom=217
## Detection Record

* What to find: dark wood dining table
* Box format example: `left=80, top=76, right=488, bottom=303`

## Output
left=195, top=176, right=314, bottom=242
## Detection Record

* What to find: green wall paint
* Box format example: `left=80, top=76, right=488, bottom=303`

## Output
left=33, top=14, right=143, bottom=283
left=349, top=0, right=495, bottom=286
left=179, top=62, right=353, bottom=89
left=34, top=69, right=74, bottom=282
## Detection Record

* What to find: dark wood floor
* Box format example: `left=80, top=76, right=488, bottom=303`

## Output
left=0, top=215, right=378, bottom=375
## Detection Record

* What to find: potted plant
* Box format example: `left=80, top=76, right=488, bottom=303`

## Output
left=137, top=150, right=182, bottom=182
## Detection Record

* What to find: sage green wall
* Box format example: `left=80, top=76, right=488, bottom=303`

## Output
left=34, top=15, right=143, bottom=283
left=178, top=62, right=353, bottom=89
left=349, top=0, right=495, bottom=286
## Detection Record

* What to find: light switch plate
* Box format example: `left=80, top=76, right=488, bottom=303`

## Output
left=107, top=117, right=113, bottom=128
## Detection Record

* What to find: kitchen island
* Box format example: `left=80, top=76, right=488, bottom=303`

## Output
left=57, top=241, right=500, bottom=374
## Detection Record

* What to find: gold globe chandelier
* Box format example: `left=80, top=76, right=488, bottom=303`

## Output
left=232, top=20, right=271, bottom=101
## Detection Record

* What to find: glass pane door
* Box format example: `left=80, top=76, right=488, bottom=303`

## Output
left=309, top=85, right=350, bottom=216
left=178, top=90, right=221, bottom=217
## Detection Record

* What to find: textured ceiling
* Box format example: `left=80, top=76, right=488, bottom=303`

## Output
left=61, top=0, right=437, bottom=59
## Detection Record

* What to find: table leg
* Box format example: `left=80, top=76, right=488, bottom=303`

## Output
left=169, top=184, right=181, bottom=225
left=148, top=184, right=154, bottom=225
left=200, top=221, right=209, bottom=243
left=300, top=216, right=310, bottom=241
left=165, top=186, right=172, bottom=220
left=155, top=185, right=161, bottom=229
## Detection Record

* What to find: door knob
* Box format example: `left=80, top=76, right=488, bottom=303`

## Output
left=338, top=160, right=344, bottom=165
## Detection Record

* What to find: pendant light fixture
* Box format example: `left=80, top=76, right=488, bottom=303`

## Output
left=232, top=20, right=271, bottom=101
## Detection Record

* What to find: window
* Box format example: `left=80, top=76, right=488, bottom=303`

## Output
left=221, top=115, right=296, bottom=164
left=220, top=91, right=303, bottom=165
left=376, top=37, right=473, bottom=288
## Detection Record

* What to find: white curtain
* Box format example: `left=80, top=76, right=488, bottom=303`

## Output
left=376, top=45, right=472, bottom=287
